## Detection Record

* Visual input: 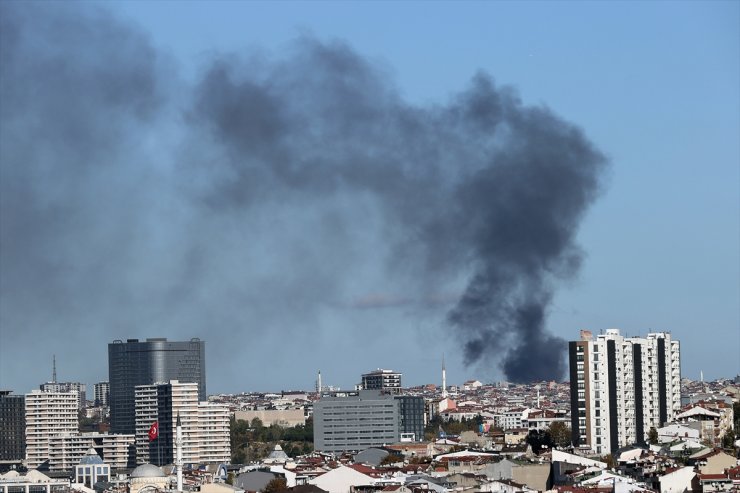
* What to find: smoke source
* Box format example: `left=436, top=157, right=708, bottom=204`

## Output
left=0, top=3, right=606, bottom=385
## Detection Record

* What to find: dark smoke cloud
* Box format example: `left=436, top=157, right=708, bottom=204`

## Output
left=184, top=42, right=606, bottom=381
left=0, top=3, right=605, bottom=387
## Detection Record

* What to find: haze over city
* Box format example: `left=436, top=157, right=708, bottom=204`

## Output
left=0, top=1, right=738, bottom=394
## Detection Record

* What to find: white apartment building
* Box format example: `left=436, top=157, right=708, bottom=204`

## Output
left=48, top=433, right=91, bottom=471
left=40, top=382, right=86, bottom=410
left=134, top=384, right=159, bottom=464
left=494, top=408, right=533, bottom=430
left=36, top=432, right=135, bottom=471
left=134, top=381, right=230, bottom=465
left=94, top=382, right=110, bottom=406
left=25, top=390, right=79, bottom=469
left=569, top=329, right=681, bottom=454
left=99, top=433, right=136, bottom=469
left=196, top=403, right=231, bottom=464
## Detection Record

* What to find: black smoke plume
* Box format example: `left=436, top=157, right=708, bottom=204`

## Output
left=0, top=3, right=606, bottom=385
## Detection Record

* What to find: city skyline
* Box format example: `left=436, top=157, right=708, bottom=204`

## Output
left=1, top=1, right=738, bottom=394
left=1, top=343, right=737, bottom=398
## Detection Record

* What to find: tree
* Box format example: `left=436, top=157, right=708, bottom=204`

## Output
left=226, top=473, right=235, bottom=486
left=722, top=429, right=736, bottom=450
left=380, top=453, right=403, bottom=466
left=525, top=429, right=554, bottom=454
left=548, top=422, right=572, bottom=448
left=648, top=427, right=659, bottom=445
left=602, top=453, right=616, bottom=469
left=232, top=447, right=247, bottom=464
left=263, top=478, right=287, bottom=493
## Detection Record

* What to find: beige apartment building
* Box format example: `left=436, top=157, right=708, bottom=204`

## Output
left=25, top=390, right=78, bottom=469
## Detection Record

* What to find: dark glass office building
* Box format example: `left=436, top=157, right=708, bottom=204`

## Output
left=396, top=395, right=425, bottom=442
left=0, top=390, right=26, bottom=461
left=108, top=338, right=206, bottom=434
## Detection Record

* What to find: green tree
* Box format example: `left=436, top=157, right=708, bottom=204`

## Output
left=722, top=429, right=736, bottom=450
left=525, top=429, right=554, bottom=454
left=602, top=453, right=616, bottom=469
left=648, top=427, right=659, bottom=445
left=226, top=473, right=235, bottom=486
left=232, top=447, right=247, bottom=464
left=263, top=478, right=287, bottom=493
left=548, top=422, right=572, bottom=448
left=380, top=453, right=402, bottom=466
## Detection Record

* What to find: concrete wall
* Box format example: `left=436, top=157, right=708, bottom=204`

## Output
left=511, top=463, right=551, bottom=492
left=234, top=409, right=305, bottom=427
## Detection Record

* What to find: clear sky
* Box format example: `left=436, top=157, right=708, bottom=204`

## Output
left=1, top=1, right=738, bottom=394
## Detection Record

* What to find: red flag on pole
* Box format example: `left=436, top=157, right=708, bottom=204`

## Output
left=148, top=421, right=158, bottom=441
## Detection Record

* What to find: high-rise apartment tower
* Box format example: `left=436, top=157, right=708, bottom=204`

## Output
left=0, top=390, right=26, bottom=461
left=569, top=329, right=681, bottom=454
left=108, top=338, right=206, bottom=434
left=25, top=390, right=79, bottom=469
left=94, top=382, right=110, bottom=407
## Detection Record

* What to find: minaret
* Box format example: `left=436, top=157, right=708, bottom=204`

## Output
left=441, top=355, right=447, bottom=399
left=52, top=355, right=57, bottom=383
left=317, top=370, right=322, bottom=393
left=176, top=413, right=183, bottom=492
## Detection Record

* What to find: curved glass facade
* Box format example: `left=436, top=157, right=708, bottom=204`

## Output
left=108, top=338, right=205, bottom=434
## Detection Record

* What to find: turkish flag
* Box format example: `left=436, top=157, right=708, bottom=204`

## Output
left=148, top=421, right=158, bottom=441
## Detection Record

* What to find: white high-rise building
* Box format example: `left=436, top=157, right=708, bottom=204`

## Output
left=569, top=329, right=681, bottom=454
left=134, top=381, right=229, bottom=465
left=134, top=384, right=159, bottom=464
left=39, top=382, right=86, bottom=410
left=94, top=382, right=110, bottom=406
left=25, top=390, right=79, bottom=469
left=196, top=403, right=231, bottom=464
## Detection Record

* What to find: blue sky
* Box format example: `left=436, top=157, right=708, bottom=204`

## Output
left=1, top=1, right=738, bottom=393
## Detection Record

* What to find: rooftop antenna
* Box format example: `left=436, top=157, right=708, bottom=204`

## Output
left=52, top=355, right=57, bottom=383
